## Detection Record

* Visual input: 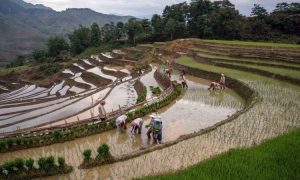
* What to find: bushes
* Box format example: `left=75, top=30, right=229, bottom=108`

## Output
left=14, top=158, right=24, bottom=170
left=81, top=144, right=113, bottom=168
left=150, top=86, right=161, bottom=95
left=97, top=144, right=112, bottom=160
left=25, top=158, right=34, bottom=170
left=58, top=157, right=65, bottom=167
left=53, top=130, right=63, bottom=139
left=0, top=156, right=72, bottom=179
left=83, top=149, right=92, bottom=161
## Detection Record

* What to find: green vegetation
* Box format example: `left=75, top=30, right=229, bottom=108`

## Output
left=96, top=144, right=113, bottom=161
left=217, top=61, right=300, bottom=78
left=0, top=84, right=182, bottom=153
left=203, top=40, right=300, bottom=48
left=0, top=156, right=72, bottom=179
left=81, top=144, right=114, bottom=168
left=196, top=52, right=300, bottom=68
left=83, top=149, right=92, bottom=161
left=137, top=86, right=147, bottom=103
left=138, top=44, right=154, bottom=48
left=145, top=128, right=300, bottom=180
left=126, top=51, right=146, bottom=61
left=150, top=86, right=161, bottom=95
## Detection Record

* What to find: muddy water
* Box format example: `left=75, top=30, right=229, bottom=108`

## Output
left=0, top=75, right=244, bottom=179
left=140, top=66, right=161, bottom=99
left=104, top=81, right=138, bottom=112
left=0, top=88, right=110, bottom=132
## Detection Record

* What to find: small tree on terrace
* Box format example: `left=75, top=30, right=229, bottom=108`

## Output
left=47, top=36, right=69, bottom=57
left=90, top=22, right=101, bottom=47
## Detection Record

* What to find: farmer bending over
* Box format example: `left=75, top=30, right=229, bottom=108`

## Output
left=208, top=82, right=220, bottom=91
left=131, top=118, right=144, bottom=134
left=116, top=115, right=127, bottom=129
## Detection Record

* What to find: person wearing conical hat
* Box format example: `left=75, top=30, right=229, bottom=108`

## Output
left=220, top=74, right=226, bottom=89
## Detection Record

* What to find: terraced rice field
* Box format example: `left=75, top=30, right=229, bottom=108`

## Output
left=0, top=39, right=299, bottom=179
left=0, top=73, right=243, bottom=179
left=0, top=56, right=133, bottom=134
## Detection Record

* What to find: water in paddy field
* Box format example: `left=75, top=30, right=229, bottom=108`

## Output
left=140, top=66, right=162, bottom=99
left=0, top=75, right=244, bottom=179
left=104, top=80, right=138, bottom=112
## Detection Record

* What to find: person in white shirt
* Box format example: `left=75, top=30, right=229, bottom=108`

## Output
left=116, top=115, right=127, bottom=129
left=220, top=74, right=226, bottom=89
left=98, top=101, right=106, bottom=121
left=131, top=118, right=144, bottom=134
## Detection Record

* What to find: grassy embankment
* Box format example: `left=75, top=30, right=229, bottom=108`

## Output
left=145, top=128, right=300, bottom=179
left=203, top=40, right=300, bottom=48
left=194, top=50, right=300, bottom=68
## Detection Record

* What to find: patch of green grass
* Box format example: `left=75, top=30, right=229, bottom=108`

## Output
left=218, top=61, right=300, bottom=79
left=190, top=47, right=228, bottom=56
left=145, top=128, right=300, bottom=180
left=150, top=86, right=161, bottom=95
left=138, top=44, right=154, bottom=48
left=196, top=52, right=300, bottom=68
left=0, top=65, right=32, bottom=76
left=203, top=40, right=300, bottom=48
left=126, top=51, right=146, bottom=61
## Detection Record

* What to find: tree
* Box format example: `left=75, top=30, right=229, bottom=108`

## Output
left=101, top=22, right=117, bottom=42
left=165, top=18, right=177, bottom=40
left=125, top=18, right=142, bottom=45
left=68, top=25, right=91, bottom=55
left=251, top=4, right=268, bottom=17
left=90, top=23, right=101, bottom=47
left=116, top=22, right=125, bottom=40
left=47, top=36, right=69, bottom=57
left=32, top=49, right=47, bottom=63
left=151, top=14, right=165, bottom=40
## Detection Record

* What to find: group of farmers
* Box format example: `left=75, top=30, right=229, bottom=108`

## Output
left=97, top=60, right=227, bottom=144
left=98, top=101, right=163, bottom=144
left=115, top=113, right=163, bottom=144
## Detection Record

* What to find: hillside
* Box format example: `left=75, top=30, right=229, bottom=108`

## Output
left=0, top=0, right=133, bottom=66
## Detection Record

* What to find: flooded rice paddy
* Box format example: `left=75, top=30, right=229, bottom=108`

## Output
left=0, top=74, right=244, bottom=179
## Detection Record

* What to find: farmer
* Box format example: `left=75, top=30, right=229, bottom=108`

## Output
left=131, top=118, right=144, bottom=134
left=152, top=118, right=163, bottom=144
left=116, top=115, right=127, bottom=129
left=98, top=100, right=106, bottom=121
left=208, top=82, right=220, bottom=91
left=220, top=74, right=226, bottom=89
left=146, top=113, right=160, bottom=139
left=180, top=74, right=188, bottom=89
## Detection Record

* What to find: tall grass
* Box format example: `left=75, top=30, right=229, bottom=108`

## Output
left=144, top=128, right=300, bottom=179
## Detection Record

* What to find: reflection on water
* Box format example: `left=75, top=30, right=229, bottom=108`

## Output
left=140, top=66, right=161, bottom=99
left=0, top=75, right=244, bottom=179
